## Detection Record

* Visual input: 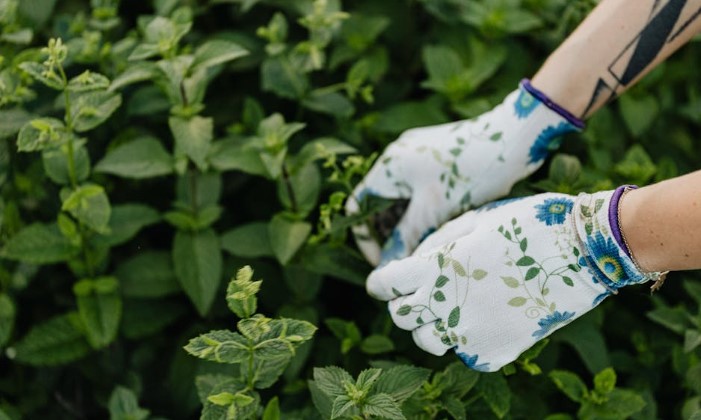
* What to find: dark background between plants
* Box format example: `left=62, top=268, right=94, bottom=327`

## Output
left=0, top=0, right=700, bottom=418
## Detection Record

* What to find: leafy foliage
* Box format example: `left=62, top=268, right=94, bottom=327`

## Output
left=0, top=0, right=699, bottom=418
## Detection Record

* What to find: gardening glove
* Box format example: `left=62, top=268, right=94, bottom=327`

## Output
left=366, top=187, right=666, bottom=372
left=346, top=80, right=584, bottom=266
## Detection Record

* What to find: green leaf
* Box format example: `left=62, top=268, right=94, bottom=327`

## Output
left=360, top=335, right=394, bottom=355
left=67, top=71, right=110, bottom=93
left=433, top=291, right=446, bottom=302
left=301, top=244, right=369, bottom=286
left=374, top=365, right=430, bottom=403
left=688, top=364, right=701, bottom=394
left=208, top=138, right=268, bottom=177
left=42, top=140, right=91, bottom=185
left=508, top=297, right=527, bottom=307
left=109, top=62, right=160, bottom=91
left=525, top=267, right=540, bottom=281
left=472, top=269, right=488, bottom=280
left=268, top=214, right=311, bottom=265
left=17, top=118, right=67, bottom=152
left=549, top=370, right=587, bottom=403
left=313, top=366, right=353, bottom=399
left=476, top=372, right=511, bottom=419
left=3, top=223, right=79, bottom=264
left=173, top=229, right=222, bottom=316
left=220, top=222, right=273, bottom=258
left=18, top=0, right=57, bottom=28
left=555, top=315, right=610, bottom=374
left=0, top=108, right=32, bottom=139
left=330, top=395, right=355, bottom=419
left=614, top=144, right=657, bottom=184
left=374, top=99, right=448, bottom=134
left=69, top=91, right=122, bottom=132
left=19, top=61, right=65, bottom=90
left=116, top=251, right=180, bottom=298
left=579, top=388, right=646, bottom=419
left=169, top=116, right=213, bottom=171
left=226, top=266, right=261, bottom=319
left=277, top=161, right=321, bottom=216
left=262, top=396, right=280, bottom=420
left=261, top=55, right=309, bottom=100
left=184, top=330, right=249, bottom=363
left=73, top=277, right=121, bottom=349
left=302, top=90, right=354, bottom=118
left=421, top=44, right=464, bottom=95
left=501, top=276, right=519, bottom=288
left=61, top=184, right=111, bottom=233
left=0, top=294, right=16, bottom=348
left=108, top=386, right=150, bottom=420
left=362, top=393, right=405, bottom=420
left=684, top=329, right=701, bottom=353
left=647, top=306, right=692, bottom=335
left=448, top=306, right=460, bottom=328
left=619, top=94, right=659, bottom=137
left=593, top=367, right=616, bottom=395
left=12, top=312, right=90, bottom=365
left=190, top=39, right=249, bottom=73
left=516, top=256, right=535, bottom=266
left=562, top=276, right=574, bottom=287
left=95, top=136, right=173, bottom=178
left=100, top=204, right=160, bottom=246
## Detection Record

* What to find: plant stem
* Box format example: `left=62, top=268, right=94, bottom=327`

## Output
left=281, top=163, right=298, bottom=213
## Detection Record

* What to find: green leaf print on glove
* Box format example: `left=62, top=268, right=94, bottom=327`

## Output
left=367, top=190, right=653, bottom=372
left=347, top=81, right=583, bottom=267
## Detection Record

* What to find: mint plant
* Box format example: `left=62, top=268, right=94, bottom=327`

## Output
left=185, top=266, right=316, bottom=419
left=0, top=0, right=699, bottom=418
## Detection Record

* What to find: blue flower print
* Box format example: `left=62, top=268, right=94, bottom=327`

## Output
left=456, top=352, right=491, bottom=372
left=514, top=89, right=540, bottom=119
left=578, top=256, right=612, bottom=306
left=534, top=197, right=573, bottom=225
left=585, top=232, right=643, bottom=287
left=527, top=122, right=575, bottom=164
left=379, top=229, right=405, bottom=266
left=532, top=311, right=575, bottom=339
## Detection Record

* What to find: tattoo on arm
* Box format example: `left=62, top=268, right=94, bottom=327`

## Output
left=582, top=0, right=701, bottom=117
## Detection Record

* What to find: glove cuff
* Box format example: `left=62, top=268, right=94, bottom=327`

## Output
left=520, top=79, right=585, bottom=130
left=572, top=189, right=649, bottom=291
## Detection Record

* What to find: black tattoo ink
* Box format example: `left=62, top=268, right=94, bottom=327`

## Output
left=581, top=0, right=701, bottom=117
left=618, top=0, right=685, bottom=84
left=667, top=5, right=701, bottom=42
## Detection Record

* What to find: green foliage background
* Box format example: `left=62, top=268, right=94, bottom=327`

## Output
left=0, top=0, right=700, bottom=418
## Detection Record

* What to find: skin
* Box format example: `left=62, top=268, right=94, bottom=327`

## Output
left=620, top=171, right=701, bottom=272
left=531, top=0, right=701, bottom=118
left=531, top=0, right=701, bottom=274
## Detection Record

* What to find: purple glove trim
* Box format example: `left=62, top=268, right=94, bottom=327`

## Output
left=608, top=185, right=638, bottom=258
left=521, top=79, right=585, bottom=130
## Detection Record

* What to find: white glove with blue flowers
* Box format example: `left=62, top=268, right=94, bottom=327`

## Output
left=366, top=188, right=663, bottom=372
left=347, top=80, right=584, bottom=266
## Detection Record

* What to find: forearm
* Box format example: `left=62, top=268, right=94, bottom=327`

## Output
left=620, top=170, right=701, bottom=272
left=531, top=0, right=701, bottom=118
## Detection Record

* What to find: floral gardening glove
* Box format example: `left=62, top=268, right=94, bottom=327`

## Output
left=366, top=187, right=665, bottom=372
left=347, top=80, right=584, bottom=266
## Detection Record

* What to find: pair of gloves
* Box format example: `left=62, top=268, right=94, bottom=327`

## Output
left=348, top=80, right=661, bottom=372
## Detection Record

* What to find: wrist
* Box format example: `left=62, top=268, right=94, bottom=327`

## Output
left=618, top=186, right=668, bottom=273
left=520, top=79, right=585, bottom=130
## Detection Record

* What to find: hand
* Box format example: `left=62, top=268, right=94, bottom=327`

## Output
left=347, top=80, right=583, bottom=266
left=366, top=188, right=661, bottom=372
